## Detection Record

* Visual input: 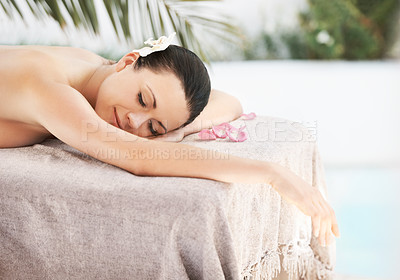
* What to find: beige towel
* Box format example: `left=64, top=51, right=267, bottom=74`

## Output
left=0, top=115, right=335, bottom=280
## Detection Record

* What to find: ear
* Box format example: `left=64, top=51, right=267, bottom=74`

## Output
left=115, top=52, right=140, bottom=72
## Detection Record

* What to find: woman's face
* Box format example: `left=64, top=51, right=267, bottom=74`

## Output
left=95, top=59, right=189, bottom=138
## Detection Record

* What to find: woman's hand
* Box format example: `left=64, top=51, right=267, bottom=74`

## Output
left=150, top=128, right=185, bottom=142
left=267, top=162, right=340, bottom=247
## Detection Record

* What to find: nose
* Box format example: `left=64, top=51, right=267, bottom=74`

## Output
left=127, top=112, right=148, bottom=131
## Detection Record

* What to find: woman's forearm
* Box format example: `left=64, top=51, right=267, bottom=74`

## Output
left=112, top=139, right=272, bottom=184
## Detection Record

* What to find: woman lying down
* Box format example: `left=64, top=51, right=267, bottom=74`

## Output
left=0, top=33, right=339, bottom=248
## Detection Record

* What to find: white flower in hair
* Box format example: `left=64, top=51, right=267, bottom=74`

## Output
left=132, top=32, right=176, bottom=57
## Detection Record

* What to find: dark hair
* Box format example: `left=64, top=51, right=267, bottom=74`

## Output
left=133, top=45, right=211, bottom=130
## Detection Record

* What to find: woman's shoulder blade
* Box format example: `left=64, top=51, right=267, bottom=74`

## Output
left=0, top=45, right=105, bottom=139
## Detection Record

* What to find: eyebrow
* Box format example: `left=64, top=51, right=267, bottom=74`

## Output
left=147, top=84, right=167, bottom=134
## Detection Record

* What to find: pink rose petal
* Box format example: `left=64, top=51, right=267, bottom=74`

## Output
left=199, top=123, right=248, bottom=142
left=240, top=112, right=256, bottom=120
left=198, top=129, right=216, bottom=140
left=226, top=129, right=248, bottom=142
left=221, top=123, right=237, bottom=131
left=211, top=125, right=227, bottom=138
left=236, top=131, right=248, bottom=142
left=211, top=122, right=235, bottom=138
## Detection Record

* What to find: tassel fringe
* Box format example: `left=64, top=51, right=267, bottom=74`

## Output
left=241, top=242, right=333, bottom=280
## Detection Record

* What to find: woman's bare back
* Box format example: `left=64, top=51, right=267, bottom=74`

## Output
left=0, top=45, right=108, bottom=147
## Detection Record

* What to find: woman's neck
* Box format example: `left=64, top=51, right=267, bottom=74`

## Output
left=73, top=60, right=116, bottom=108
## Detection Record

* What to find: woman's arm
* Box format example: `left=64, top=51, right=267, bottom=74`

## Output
left=152, top=89, right=243, bottom=142
left=33, top=82, right=339, bottom=247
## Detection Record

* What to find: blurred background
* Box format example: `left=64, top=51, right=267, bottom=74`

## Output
left=1, top=0, right=399, bottom=279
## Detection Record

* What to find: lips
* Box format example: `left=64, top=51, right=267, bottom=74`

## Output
left=114, top=107, right=121, bottom=129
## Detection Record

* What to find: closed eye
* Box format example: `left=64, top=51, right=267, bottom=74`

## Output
left=138, top=92, right=159, bottom=136
left=148, top=120, right=159, bottom=136
left=138, top=92, right=146, bottom=108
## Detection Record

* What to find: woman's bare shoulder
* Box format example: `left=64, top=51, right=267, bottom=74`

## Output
left=0, top=45, right=115, bottom=148
left=0, top=45, right=104, bottom=128
left=0, top=44, right=109, bottom=64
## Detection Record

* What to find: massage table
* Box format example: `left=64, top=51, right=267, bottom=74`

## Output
left=0, top=115, right=335, bottom=279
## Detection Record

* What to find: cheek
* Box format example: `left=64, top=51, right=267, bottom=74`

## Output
left=134, top=121, right=152, bottom=138
left=103, top=81, right=139, bottom=109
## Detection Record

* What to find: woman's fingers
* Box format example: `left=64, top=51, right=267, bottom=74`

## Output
left=315, top=194, right=340, bottom=246
left=312, top=214, right=321, bottom=238
left=320, top=197, right=340, bottom=240
left=330, top=208, right=340, bottom=238
left=308, top=193, right=326, bottom=245
left=332, top=223, right=340, bottom=238
left=269, top=166, right=340, bottom=246
left=310, top=201, right=321, bottom=238
left=311, top=205, right=321, bottom=237
left=318, top=218, right=328, bottom=247
left=325, top=220, right=333, bottom=246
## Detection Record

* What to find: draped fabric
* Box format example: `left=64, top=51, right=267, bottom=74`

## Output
left=0, top=115, right=335, bottom=280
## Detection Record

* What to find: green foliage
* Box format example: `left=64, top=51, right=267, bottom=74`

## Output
left=240, top=0, right=398, bottom=60
left=0, top=0, right=241, bottom=63
left=253, top=0, right=399, bottom=60
left=295, top=0, right=399, bottom=59
left=262, top=34, right=281, bottom=59
left=280, top=32, right=309, bottom=60
left=356, top=0, right=400, bottom=53
left=242, top=33, right=280, bottom=60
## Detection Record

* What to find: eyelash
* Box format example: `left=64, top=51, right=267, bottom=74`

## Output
left=148, top=120, right=158, bottom=136
left=138, top=92, right=146, bottom=108
left=138, top=92, right=158, bottom=136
